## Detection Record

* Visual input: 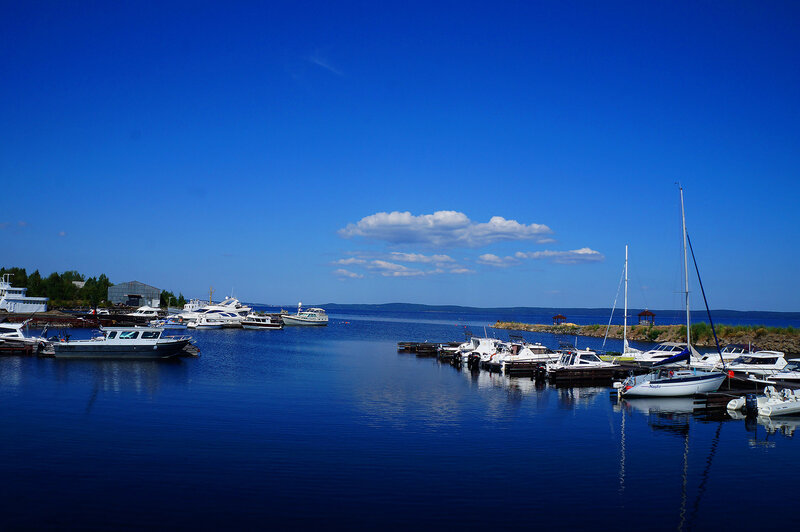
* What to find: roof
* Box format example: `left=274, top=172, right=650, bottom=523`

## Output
left=638, top=309, right=656, bottom=316
left=553, top=314, right=566, bottom=319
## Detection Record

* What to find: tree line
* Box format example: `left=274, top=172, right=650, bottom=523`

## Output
left=1, top=267, right=185, bottom=309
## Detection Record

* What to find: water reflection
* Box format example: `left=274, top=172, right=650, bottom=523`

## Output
left=52, top=358, right=191, bottom=400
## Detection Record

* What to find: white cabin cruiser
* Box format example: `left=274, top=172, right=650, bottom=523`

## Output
left=692, top=343, right=754, bottom=370
left=725, top=351, right=787, bottom=377
left=179, top=297, right=252, bottom=323
left=125, top=306, right=163, bottom=320
left=457, top=337, right=502, bottom=365
left=759, top=360, right=800, bottom=386
left=52, top=326, right=191, bottom=359
left=494, top=342, right=559, bottom=372
left=549, top=349, right=618, bottom=372
left=241, top=313, right=283, bottom=330
left=187, top=316, right=226, bottom=329
left=0, top=320, right=49, bottom=351
left=281, top=303, right=328, bottom=326
left=633, top=342, right=697, bottom=366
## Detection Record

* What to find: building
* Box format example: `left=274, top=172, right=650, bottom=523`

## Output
left=553, top=314, right=567, bottom=325
left=107, top=281, right=161, bottom=307
left=0, top=273, right=48, bottom=313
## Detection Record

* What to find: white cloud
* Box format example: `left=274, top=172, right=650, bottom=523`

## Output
left=477, top=253, right=519, bottom=267
left=333, top=268, right=363, bottom=279
left=334, top=257, right=366, bottom=265
left=515, top=247, right=604, bottom=264
left=388, top=252, right=454, bottom=264
left=338, top=210, right=552, bottom=247
left=58, top=231, right=67, bottom=237
left=307, top=54, right=343, bottom=76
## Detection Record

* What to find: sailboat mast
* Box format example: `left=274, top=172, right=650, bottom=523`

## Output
left=624, top=244, right=628, bottom=351
left=680, top=186, right=691, bottom=349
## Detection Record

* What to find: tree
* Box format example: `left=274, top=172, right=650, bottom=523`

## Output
left=177, top=293, right=186, bottom=307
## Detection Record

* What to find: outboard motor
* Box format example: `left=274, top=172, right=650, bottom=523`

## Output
left=744, top=394, right=759, bottom=417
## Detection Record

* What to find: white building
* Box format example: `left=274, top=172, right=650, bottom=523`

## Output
left=0, top=274, right=48, bottom=313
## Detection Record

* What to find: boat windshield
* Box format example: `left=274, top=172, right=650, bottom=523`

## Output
left=783, top=362, right=800, bottom=372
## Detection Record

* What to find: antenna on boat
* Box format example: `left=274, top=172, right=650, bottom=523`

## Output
left=624, top=244, right=628, bottom=352
left=209, top=286, right=214, bottom=305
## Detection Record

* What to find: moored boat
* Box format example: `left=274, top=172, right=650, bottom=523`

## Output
left=241, top=313, right=283, bottom=330
left=51, top=326, right=192, bottom=359
left=281, top=303, right=328, bottom=326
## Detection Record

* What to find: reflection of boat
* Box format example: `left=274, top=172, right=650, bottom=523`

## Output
left=618, top=187, right=726, bottom=397
left=621, top=396, right=696, bottom=415
left=52, top=327, right=192, bottom=359
left=281, top=303, right=328, bottom=326
left=241, top=313, right=283, bottom=330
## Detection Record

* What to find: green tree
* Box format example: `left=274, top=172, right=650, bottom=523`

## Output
left=177, top=293, right=186, bottom=307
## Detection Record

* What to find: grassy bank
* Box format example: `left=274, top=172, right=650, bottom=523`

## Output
left=494, top=321, right=800, bottom=356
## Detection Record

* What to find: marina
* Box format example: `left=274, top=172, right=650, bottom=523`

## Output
left=1, top=308, right=799, bottom=530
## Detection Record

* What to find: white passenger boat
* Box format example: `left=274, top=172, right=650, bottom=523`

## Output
left=52, top=326, right=191, bottom=359
left=281, top=303, right=328, bottom=326
left=0, top=273, right=48, bottom=313
left=241, top=313, right=283, bottom=330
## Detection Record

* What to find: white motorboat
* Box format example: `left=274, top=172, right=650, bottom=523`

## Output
left=187, top=316, right=225, bottom=329
left=727, top=386, right=800, bottom=417
left=281, top=303, right=328, bottom=326
left=692, top=343, right=754, bottom=370
left=548, top=349, right=618, bottom=371
left=0, top=320, right=49, bottom=351
left=241, top=313, right=283, bottom=330
left=149, top=316, right=189, bottom=329
left=760, top=360, right=800, bottom=386
left=616, top=186, right=726, bottom=397
left=633, top=342, right=696, bottom=366
left=125, top=306, right=163, bottom=320
left=496, top=342, right=559, bottom=372
left=459, top=337, right=502, bottom=366
left=52, top=326, right=192, bottom=359
left=725, top=351, right=788, bottom=377
left=179, top=297, right=252, bottom=323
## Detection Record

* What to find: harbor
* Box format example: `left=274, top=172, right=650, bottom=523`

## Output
left=1, top=308, right=799, bottom=530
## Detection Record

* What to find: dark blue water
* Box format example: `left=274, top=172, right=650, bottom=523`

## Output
left=1, top=312, right=797, bottom=530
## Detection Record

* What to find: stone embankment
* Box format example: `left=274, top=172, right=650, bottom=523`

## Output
left=494, top=321, right=800, bottom=356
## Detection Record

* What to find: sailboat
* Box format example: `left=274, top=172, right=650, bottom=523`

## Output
left=622, top=245, right=642, bottom=357
left=615, top=186, right=726, bottom=397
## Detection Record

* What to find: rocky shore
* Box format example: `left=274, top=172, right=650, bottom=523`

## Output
left=494, top=321, right=800, bottom=356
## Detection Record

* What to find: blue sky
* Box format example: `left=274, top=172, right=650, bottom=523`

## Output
left=2, top=2, right=798, bottom=311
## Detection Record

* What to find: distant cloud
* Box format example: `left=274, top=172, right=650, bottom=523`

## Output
left=476, top=253, right=519, bottom=267
left=58, top=231, right=67, bottom=237
left=18, top=221, right=28, bottom=227
left=339, top=210, right=552, bottom=247
left=307, top=53, right=343, bottom=76
left=388, top=252, right=454, bottom=264
left=333, top=268, right=363, bottom=279
left=0, top=222, right=9, bottom=230
left=515, top=248, right=604, bottom=264
left=334, top=257, right=366, bottom=265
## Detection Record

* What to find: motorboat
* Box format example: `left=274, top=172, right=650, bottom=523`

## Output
left=495, top=342, right=559, bottom=373
left=692, top=343, right=755, bottom=370
left=615, top=187, right=726, bottom=397
left=149, top=316, right=188, bottom=329
left=725, top=351, right=788, bottom=377
left=182, top=299, right=205, bottom=312
left=548, top=349, right=618, bottom=372
left=124, top=306, right=163, bottom=323
left=241, top=313, right=283, bottom=330
left=51, top=326, right=192, bottom=359
left=760, top=360, right=800, bottom=386
left=633, top=342, right=696, bottom=366
left=281, top=303, right=328, bottom=326
left=458, top=337, right=502, bottom=366
left=187, top=316, right=225, bottom=329
left=727, top=386, right=800, bottom=417
left=0, top=320, right=49, bottom=351
left=179, top=297, right=251, bottom=326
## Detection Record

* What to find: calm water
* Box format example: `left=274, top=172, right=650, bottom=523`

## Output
left=1, top=312, right=798, bottom=530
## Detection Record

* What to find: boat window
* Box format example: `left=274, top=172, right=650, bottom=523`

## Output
left=141, top=331, right=160, bottom=339
left=106, top=331, right=117, bottom=339
left=583, top=354, right=601, bottom=363
left=119, top=331, right=139, bottom=340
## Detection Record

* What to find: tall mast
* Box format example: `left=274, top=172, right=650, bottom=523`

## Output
left=679, top=186, right=691, bottom=349
left=624, top=244, right=628, bottom=351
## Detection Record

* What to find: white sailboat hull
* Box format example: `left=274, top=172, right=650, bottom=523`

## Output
left=623, top=373, right=726, bottom=397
